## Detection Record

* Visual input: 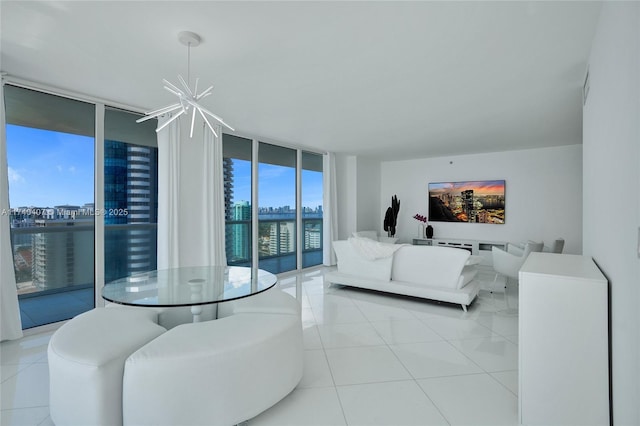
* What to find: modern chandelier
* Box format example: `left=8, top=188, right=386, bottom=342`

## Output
left=136, top=31, right=234, bottom=137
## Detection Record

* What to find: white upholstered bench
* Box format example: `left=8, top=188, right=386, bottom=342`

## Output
left=48, top=307, right=166, bottom=426
left=122, top=289, right=303, bottom=426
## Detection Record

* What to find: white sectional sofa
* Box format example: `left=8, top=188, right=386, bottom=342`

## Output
left=325, top=239, right=480, bottom=311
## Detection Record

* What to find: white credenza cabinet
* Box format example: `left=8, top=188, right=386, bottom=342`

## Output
left=519, top=252, right=609, bottom=426
left=412, top=237, right=506, bottom=266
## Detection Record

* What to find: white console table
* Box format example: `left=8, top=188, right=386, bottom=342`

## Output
left=412, top=237, right=506, bottom=267
left=519, top=252, right=609, bottom=425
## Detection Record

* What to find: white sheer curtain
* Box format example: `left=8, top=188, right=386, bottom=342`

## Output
left=323, top=152, right=338, bottom=266
left=0, top=81, right=23, bottom=341
left=201, top=124, right=227, bottom=266
left=157, top=116, right=181, bottom=269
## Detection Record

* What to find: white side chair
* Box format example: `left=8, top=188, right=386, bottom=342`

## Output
left=546, top=238, right=565, bottom=254
left=491, top=241, right=544, bottom=291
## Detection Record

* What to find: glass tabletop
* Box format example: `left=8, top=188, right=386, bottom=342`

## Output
left=102, top=266, right=277, bottom=308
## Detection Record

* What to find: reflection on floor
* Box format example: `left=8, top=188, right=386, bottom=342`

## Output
left=2, top=266, right=519, bottom=426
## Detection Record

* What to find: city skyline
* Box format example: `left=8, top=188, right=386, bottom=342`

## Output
left=428, top=180, right=505, bottom=224
left=7, top=124, right=324, bottom=211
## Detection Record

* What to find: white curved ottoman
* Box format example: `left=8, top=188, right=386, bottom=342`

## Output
left=48, top=308, right=166, bottom=426
left=122, top=289, right=303, bottom=426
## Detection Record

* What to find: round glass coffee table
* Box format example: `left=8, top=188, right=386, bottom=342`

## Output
left=102, top=266, right=277, bottom=322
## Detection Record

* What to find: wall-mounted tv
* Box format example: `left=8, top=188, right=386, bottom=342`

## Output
left=428, top=180, right=505, bottom=224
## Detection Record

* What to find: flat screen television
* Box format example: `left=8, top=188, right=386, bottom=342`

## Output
left=428, top=180, right=505, bottom=224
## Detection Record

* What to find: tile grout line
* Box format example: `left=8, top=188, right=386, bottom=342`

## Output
left=412, top=378, right=453, bottom=426
left=487, top=370, right=519, bottom=398
left=349, top=287, right=459, bottom=426
left=309, top=286, right=351, bottom=426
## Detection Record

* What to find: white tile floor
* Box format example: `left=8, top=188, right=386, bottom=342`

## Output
left=1, top=267, right=520, bottom=426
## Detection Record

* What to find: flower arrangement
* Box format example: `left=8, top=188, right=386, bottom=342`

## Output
left=413, top=214, right=427, bottom=223
left=413, top=213, right=433, bottom=238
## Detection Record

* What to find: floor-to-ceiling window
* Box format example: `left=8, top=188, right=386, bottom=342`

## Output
left=3, top=84, right=161, bottom=330
left=222, top=134, right=253, bottom=267
left=301, top=151, right=323, bottom=268
left=258, top=142, right=297, bottom=274
left=3, top=80, right=326, bottom=331
left=222, top=136, right=324, bottom=273
left=104, top=107, right=158, bottom=283
left=5, top=85, right=95, bottom=329
left=4, top=84, right=325, bottom=328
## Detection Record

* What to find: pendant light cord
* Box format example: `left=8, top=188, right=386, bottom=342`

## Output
left=187, top=42, right=191, bottom=88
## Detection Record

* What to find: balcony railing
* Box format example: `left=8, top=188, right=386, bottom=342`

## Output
left=11, top=217, right=321, bottom=328
left=10, top=223, right=157, bottom=329
left=225, top=217, right=323, bottom=273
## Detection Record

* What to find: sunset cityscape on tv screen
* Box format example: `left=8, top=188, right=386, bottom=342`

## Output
left=428, top=180, right=505, bottom=224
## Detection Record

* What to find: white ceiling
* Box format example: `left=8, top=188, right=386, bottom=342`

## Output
left=1, top=1, right=601, bottom=160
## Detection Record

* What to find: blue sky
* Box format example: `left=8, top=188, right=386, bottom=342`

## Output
left=233, top=160, right=323, bottom=210
left=6, top=125, right=94, bottom=207
left=6, top=125, right=323, bottom=210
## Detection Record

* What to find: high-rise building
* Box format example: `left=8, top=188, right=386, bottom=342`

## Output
left=461, top=189, right=475, bottom=222
left=304, top=225, right=321, bottom=250
left=104, top=140, right=158, bottom=282
left=223, top=157, right=234, bottom=220
left=269, top=222, right=294, bottom=255
left=230, top=201, right=251, bottom=261
left=31, top=208, right=94, bottom=291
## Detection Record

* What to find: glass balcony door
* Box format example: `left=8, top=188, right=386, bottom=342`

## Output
left=258, top=143, right=297, bottom=274
left=223, top=136, right=324, bottom=274
left=5, top=86, right=95, bottom=329
left=301, top=151, right=323, bottom=268
left=4, top=87, right=161, bottom=330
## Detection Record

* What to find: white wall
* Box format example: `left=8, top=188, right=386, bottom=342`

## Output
left=335, top=155, right=382, bottom=239
left=380, top=145, right=583, bottom=253
left=335, top=155, right=357, bottom=240
left=583, top=3, right=640, bottom=424
left=356, top=157, right=381, bottom=233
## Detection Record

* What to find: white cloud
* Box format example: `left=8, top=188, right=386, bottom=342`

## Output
left=56, top=165, right=63, bottom=172
left=7, top=167, right=25, bottom=184
left=259, top=167, right=288, bottom=179
left=68, top=166, right=76, bottom=174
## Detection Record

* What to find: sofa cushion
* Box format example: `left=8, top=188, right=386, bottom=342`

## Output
left=352, top=230, right=378, bottom=240
left=377, top=236, right=399, bottom=244
left=333, top=240, right=393, bottom=281
left=392, top=245, right=469, bottom=289
left=348, top=237, right=403, bottom=260
left=457, top=265, right=478, bottom=289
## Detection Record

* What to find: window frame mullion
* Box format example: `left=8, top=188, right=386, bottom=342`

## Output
left=94, top=103, right=105, bottom=307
